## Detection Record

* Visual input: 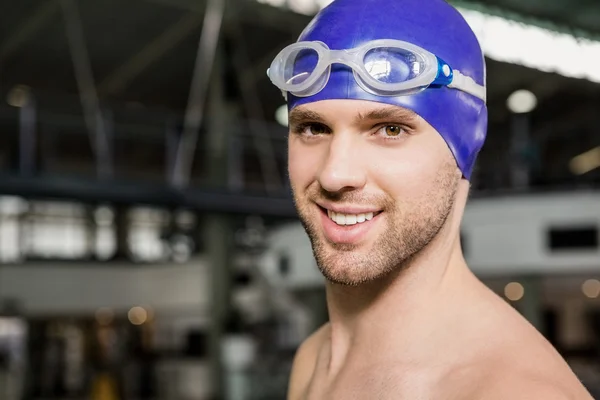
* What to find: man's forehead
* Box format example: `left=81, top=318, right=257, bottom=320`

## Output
left=288, top=101, right=420, bottom=124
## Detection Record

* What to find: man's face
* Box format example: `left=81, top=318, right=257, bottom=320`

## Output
left=288, top=100, right=461, bottom=286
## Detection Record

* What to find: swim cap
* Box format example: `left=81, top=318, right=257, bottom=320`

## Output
left=284, top=0, right=488, bottom=179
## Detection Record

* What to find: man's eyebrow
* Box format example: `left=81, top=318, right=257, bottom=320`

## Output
left=288, top=109, right=326, bottom=126
left=355, top=107, right=418, bottom=124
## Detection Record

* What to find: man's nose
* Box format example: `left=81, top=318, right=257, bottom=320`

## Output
left=317, top=133, right=367, bottom=193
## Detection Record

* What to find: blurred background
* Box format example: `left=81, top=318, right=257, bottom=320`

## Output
left=0, top=0, right=599, bottom=399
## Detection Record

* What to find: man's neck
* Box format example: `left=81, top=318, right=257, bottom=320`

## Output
left=323, top=228, right=477, bottom=376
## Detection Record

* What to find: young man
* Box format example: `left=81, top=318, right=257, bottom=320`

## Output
left=267, top=0, right=593, bottom=398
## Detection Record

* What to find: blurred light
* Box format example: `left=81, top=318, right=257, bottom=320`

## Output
left=222, top=335, right=257, bottom=370
left=0, top=196, right=28, bottom=215
left=94, top=206, right=114, bottom=226
left=507, top=90, right=537, bottom=114
left=288, top=0, right=318, bottom=15
left=7, top=85, right=31, bottom=108
left=171, top=234, right=193, bottom=263
left=95, top=308, right=114, bottom=326
left=455, top=10, right=600, bottom=83
left=582, top=279, right=600, bottom=299
left=316, top=0, right=334, bottom=8
left=275, top=104, right=288, bottom=127
left=0, top=318, right=26, bottom=337
left=504, top=282, right=525, bottom=301
left=256, top=0, right=600, bottom=83
left=128, top=306, right=148, bottom=325
left=569, top=147, right=600, bottom=175
left=256, top=0, right=286, bottom=9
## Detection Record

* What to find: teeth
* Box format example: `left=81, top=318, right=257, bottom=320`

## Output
left=327, top=210, right=377, bottom=226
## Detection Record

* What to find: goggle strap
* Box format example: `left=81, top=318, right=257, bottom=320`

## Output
left=449, top=70, right=487, bottom=103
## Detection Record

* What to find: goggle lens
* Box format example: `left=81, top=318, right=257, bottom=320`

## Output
left=285, top=48, right=320, bottom=85
left=363, top=47, right=426, bottom=84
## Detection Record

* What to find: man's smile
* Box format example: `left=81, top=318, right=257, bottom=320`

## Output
left=316, top=203, right=384, bottom=245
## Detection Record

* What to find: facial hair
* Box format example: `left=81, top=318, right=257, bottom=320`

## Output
left=293, top=162, right=460, bottom=286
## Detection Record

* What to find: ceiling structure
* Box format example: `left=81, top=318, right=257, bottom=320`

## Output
left=0, top=0, right=598, bottom=213
left=467, top=0, right=600, bottom=37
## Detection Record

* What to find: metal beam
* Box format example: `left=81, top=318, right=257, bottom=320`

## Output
left=98, top=12, right=205, bottom=95
left=60, top=0, right=112, bottom=179
left=171, top=0, right=226, bottom=188
left=143, top=0, right=303, bottom=86
left=0, top=1, right=60, bottom=64
left=0, top=174, right=296, bottom=217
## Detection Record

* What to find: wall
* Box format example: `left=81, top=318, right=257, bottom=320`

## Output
left=464, top=191, right=600, bottom=275
left=0, top=259, right=210, bottom=316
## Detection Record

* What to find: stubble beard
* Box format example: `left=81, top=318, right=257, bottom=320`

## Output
left=293, top=165, right=460, bottom=287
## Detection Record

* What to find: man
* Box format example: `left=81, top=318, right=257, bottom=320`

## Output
left=267, top=0, right=593, bottom=398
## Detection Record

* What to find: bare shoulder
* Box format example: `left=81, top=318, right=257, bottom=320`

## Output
left=440, top=301, right=593, bottom=399
left=457, top=289, right=594, bottom=399
left=450, top=338, right=593, bottom=400
left=467, top=370, right=593, bottom=400
left=287, top=323, right=330, bottom=400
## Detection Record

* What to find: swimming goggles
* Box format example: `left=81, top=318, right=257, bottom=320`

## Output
left=267, top=39, right=486, bottom=102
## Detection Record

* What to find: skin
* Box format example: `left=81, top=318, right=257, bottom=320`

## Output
left=286, top=99, right=593, bottom=399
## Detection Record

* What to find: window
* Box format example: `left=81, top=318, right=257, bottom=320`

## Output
left=547, top=226, right=598, bottom=251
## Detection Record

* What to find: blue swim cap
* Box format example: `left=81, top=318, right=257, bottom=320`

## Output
left=287, top=0, right=488, bottom=179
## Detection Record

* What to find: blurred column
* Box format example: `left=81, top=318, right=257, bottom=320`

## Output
left=221, top=334, right=256, bottom=400
left=204, top=36, right=237, bottom=400
left=227, top=132, right=244, bottom=192
left=205, top=45, right=233, bottom=187
left=112, top=207, right=130, bottom=261
left=16, top=86, right=36, bottom=176
left=204, top=214, right=234, bottom=400
left=507, top=89, right=537, bottom=189
left=101, top=109, right=115, bottom=179
left=85, top=206, right=97, bottom=260
left=560, top=297, right=591, bottom=350
left=165, top=118, right=178, bottom=183
left=509, top=113, right=531, bottom=189
left=519, top=276, right=544, bottom=334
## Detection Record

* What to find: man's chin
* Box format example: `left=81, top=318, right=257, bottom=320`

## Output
left=319, top=264, right=394, bottom=287
left=314, top=245, right=394, bottom=286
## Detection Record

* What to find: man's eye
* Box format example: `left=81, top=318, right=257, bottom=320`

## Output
left=295, top=123, right=330, bottom=136
left=379, top=125, right=406, bottom=137
left=307, top=123, right=329, bottom=135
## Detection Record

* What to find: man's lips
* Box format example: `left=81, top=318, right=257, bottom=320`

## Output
left=316, top=200, right=382, bottom=215
left=317, top=204, right=383, bottom=244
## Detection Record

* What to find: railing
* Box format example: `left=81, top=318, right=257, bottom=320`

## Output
left=0, top=96, right=295, bottom=216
